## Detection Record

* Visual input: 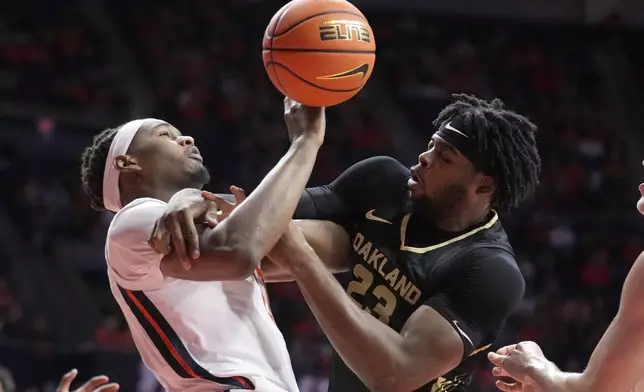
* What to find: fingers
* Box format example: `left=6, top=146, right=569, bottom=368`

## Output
left=78, top=375, right=110, bottom=391
left=496, top=344, right=518, bottom=356
left=95, top=382, right=120, bottom=392
left=488, top=351, right=507, bottom=367
left=230, top=186, right=246, bottom=203
left=211, top=194, right=235, bottom=211
left=203, top=209, right=220, bottom=227
left=147, top=219, right=171, bottom=256
left=57, top=368, right=78, bottom=392
left=201, top=191, right=218, bottom=202
left=169, top=214, right=191, bottom=270
left=284, top=96, right=296, bottom=112
left=492, top=366, right=512, bottom=378
left=180, top=209, right=201, bottom=260
left=496, top=380, right=522, bottom=392
left=305, top=105, right=325, bottom=117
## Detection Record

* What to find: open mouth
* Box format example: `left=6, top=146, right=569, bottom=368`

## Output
left=188, top=154, right=203, bottom=163
left=410, top=167, right=422, bottom=184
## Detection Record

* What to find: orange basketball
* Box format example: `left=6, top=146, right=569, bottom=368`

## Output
left=262, top=0, right=376, bottom=107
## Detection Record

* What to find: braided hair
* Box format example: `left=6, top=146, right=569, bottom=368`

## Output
left=80, top=125, right=122, bottom=211
left=433, top=94, right=541, bottom=213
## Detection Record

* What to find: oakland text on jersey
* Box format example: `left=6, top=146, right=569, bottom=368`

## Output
left=351, top=232, right=422, bottom=306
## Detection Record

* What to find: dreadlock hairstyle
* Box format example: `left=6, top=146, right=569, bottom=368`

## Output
left=433, top=93, right=541, bottom=213
left=80, top=125, right=122, bottom=211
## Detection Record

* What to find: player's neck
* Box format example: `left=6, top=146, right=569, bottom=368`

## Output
left=434, top=207, right=491, bottom=232
left=120, top=181, right=197, bottom=205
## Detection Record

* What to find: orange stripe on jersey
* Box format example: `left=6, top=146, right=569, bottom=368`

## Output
left=118, top=285, right=254, bottom=390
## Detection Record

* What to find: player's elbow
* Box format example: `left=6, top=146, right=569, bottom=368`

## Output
left=369, top=353, right=457, bottom=392
left=366, top=374, right=415, bottom=392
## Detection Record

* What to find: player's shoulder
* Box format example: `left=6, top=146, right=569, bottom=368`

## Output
left=356, top=156, right=410, bottom=179
left=452, top=217, right=518, bottom=269
left=108, top=198, right=167, bottom=244
left=350, top=156, right=411, bottom=198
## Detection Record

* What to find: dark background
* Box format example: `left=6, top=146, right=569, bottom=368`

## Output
left=0, top=0, right=643, bottom=391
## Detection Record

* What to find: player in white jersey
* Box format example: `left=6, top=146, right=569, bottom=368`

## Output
left=79, top=98, right=325, bottom=391
left=487, top=167, right=644, bottom=392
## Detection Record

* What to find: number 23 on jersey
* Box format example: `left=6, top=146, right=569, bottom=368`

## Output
left=346, top=264, right=398, bottom=325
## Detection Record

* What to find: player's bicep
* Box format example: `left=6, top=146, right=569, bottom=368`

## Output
left=394, top=305, right=464, bottom=388
left=580, top=252, right=644, bottom=392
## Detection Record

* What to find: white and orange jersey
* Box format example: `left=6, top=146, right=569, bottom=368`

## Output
left=105, top=198, right=298, bottom=392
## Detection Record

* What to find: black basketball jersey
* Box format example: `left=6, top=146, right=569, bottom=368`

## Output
left=331, top=204, right=515, bottom=392
left=291, top=156, right=524, bottom=392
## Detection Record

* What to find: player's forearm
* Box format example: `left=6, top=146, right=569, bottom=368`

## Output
left=519, top=359, right=584, bottom=392
left=288, top=247, right=411, bottom=391
left=264, top=220, right=351, bottom=283
left=209, top=139, right=320, bottom=263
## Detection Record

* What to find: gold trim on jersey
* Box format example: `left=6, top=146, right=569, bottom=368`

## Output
left=400, top=211, right=499, bottom=254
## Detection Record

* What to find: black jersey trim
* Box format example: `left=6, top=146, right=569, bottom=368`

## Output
left=118, top=285, right=255, bottom=390
left=400, top=211, right=499, bottom=254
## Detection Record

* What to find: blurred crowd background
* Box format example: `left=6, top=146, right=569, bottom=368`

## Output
left=1, top=0, right=644, bottom=391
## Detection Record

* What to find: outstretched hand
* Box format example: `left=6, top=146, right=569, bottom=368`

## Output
left=487, top=341, right=550, bottom=392
left=57, top=369, right=119, bottom=392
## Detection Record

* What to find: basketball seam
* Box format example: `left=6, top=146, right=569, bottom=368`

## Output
left=265, top=10, right=367, bottom=39
left=268, top=4, right=291, bottom=96
left=263, top=48, right=376, bottom=54
left=264, top=61, right=364, bottom=93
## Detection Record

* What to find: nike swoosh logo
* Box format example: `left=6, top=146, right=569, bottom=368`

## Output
left=453, top=321, right=474, bottom=347
left=445, top=122, right=468, bottom=138
left=318, top=63, right=369, bottom=80
left=365, top=209, right=392, bottom=224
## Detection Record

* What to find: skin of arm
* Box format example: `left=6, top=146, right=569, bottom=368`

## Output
left=261, top=219, right=351, bottom=282
left=550, top=251, right=644, bottom=392
left=490, top=251, right=644, bottom=392
left=160, top=138, right=320, bottom=281
left=267, top=223, right=464, bottom=392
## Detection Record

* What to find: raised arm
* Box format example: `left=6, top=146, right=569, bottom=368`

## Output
left=261, top=156, right=410, bottom=280
left=216, top=155, right=411, bottom=223
left=489, top=251, right=644, bottom=392
left=158, top=99, right=325, bottom=281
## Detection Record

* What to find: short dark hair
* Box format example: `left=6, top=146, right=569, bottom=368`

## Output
left=80, top=126, right=121, bottom=211
left=433, top=93, right=541, bottom=213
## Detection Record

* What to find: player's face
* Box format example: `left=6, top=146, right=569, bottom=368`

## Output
left=409, top=136, right=484, bottom=215
left=126, top=120, right=210, bottom=190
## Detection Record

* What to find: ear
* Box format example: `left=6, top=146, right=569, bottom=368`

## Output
left=475, top=174, right=496, bottom=196
left=114, top=154, right=142, bottom=173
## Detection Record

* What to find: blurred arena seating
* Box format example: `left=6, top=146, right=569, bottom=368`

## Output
left=0, top=1, right=642, bottom=391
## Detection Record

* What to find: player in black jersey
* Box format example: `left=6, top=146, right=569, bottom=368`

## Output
left=266, top=94, right=540, bottom=392
left=150, top=94, right=541, bottom=392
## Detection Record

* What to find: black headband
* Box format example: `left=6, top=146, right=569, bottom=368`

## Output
left=435, top=118, right=491, bottom=174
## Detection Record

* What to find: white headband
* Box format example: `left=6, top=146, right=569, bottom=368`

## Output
left=102, top=118, right=166, bottom=213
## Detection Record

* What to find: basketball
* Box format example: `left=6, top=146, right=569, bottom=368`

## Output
left=262, top=0, right=376, bottom=107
